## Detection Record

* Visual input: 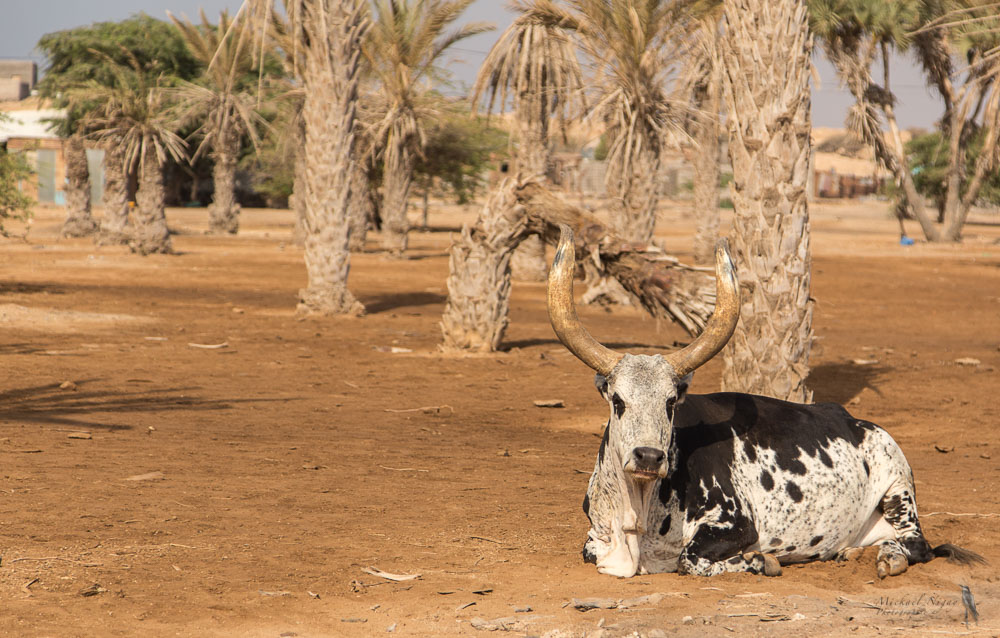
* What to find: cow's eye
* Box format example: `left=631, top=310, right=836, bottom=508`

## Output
left=612, top=393, right=625, bottom=418
left=666, top=397, right=677, bottom=417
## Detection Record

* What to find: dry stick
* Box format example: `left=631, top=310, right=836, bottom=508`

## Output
left=10, top=557, right=102, bottom=567
left=469, top=536, right=502, bottom=544
left=923, top=511, right=1000, bottom=518
left=384, top=405, right=454, bottom=414
left=21, top=578, right=38, bottom=596
left=379, top=466, right=429, bottom=472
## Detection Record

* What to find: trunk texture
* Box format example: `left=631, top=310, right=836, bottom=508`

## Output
left=510, top=99, right=550, bottom=282
left=99, top=141, right=131, bottom=245
left=440, top=177, right=719, bottom=352
left=132, top=154, right=173, bottom=255
left=719, top=0, right=813, bottom=402
left=609, top=145, right=660, bottom=245
left=380, top=143, right=412, bottom=255
left=347, top=157, right=372, bottom=251
left=208, top=123, right=241, bottom=235
left=440, top=183, right=524, bottom=351
left=291, top=127, right=307, bottom=247
left=692, top=80, right=721, bottom=265
left=296, top=0, right=366, bottom=316
left=61, top=135, right=98, bottom=238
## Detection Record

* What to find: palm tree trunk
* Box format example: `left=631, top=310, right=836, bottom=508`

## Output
left=610, top=145, right=660, bottom=245
left=692, top=80, right=721, bottom=265
left=99, top=140, right=131, bottom=245
left=440, top=182, right=523, bottom=351
left=291, top=125, right=306, bottom=247
left=719, top=0, right=813, bottom=403
left=510, top=98, right=549, bottom=281
left=208, top=124, right=240, bottom=235
left=296, top=0, right=366, bottom=316
left=347, top=156, right=372, bottom=251
left=61, top=134, right=98, bottom=238
left=132, top=154, right=173, bottom=255
left=380, top=142, right=412, bottom=255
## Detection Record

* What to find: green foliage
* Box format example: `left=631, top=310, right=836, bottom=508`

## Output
left=413, top=108, right=508, bottom=204
left=907, top=130, right=1000, bottom=208
left=0, top=137, right=34, bottom=236
left=36, top=14, right=201, bottom=135
left=594, top=134, right=609, bottom=161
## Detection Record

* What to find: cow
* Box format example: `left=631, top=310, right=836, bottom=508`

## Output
left=546, top=225, right=984, bottom=579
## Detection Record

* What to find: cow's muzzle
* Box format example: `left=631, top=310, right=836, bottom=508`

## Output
left=626, top=446, right=666, bottom=480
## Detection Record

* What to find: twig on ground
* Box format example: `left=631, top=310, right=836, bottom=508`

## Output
left=469, top=536, right=502, bottom=544
left=9, top=557, right=102, bottom=567
left=384, top=405, right=454, bottom=414
left=187, top=342, right=229, bottom=349
left=924, top=511, right=1000, bottom=518
left=21, top=578, right=38, bottom=596
left=379, top=466, right=429, bottom=472
left=362, top=567, right=422, bottom=581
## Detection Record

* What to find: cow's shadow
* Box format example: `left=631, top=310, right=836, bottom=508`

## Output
left=807, top=362, right=886, bottom=406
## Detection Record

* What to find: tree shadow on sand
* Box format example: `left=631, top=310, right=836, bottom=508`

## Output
left=362, top=291, right=447, bottom=314
left=0, top=379, right=291, bottom=430
left=807, top=362, right=886, bottom=406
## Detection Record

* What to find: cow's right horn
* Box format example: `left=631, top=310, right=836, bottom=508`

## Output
left=663, top=239, right=740, bottom=378
left=547, top=225, right=623, bottom=376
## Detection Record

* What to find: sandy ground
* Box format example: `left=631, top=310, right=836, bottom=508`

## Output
left=0, top=197, right=998, bottom=637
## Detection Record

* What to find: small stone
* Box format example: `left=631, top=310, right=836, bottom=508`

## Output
left=955, top=357, right=981, bottom=366
left=67, top=432, right=92, bottom=440
left=682, top=616, right=694, bottom=624
left=59, top=381, right=78, bottom=391
left=533, top=399, right=565, bottom=408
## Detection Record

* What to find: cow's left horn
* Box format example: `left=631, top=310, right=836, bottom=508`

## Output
left=547, top=225, right=623, bottom=376
left=663, top=239, right=740, bottom=378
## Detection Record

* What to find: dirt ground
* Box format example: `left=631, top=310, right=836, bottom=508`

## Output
left=1, top=197, right=998, bottom=638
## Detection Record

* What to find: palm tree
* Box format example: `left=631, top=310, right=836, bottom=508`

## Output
left=98, top=139, right=131, bottom=245
left=682, top=14, right=724, bottom=265
left=516, top=0, right=693, bottom=246
left=363, top=0, right=493, bottom=255
left=243, top=0, right=370, bottom=314
left=73, top=54, right=188, bottom=255
left=718, top=0, right=814, bottom=402
left=60, top=133, right=99, bottom=238
left=170, top=9, right=266, bottom=235
left=472, top=7, right=584, bottom=280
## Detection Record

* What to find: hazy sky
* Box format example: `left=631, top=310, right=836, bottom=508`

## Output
left=1, top=0, right=944, bottom=130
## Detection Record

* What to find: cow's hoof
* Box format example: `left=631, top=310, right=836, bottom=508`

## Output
left=763, top=554, right=782, bottom=577
left=876, top=553, right=908, bottom=579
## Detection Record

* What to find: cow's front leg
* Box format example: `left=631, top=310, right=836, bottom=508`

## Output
left=677, top=518, right=780, bottom=577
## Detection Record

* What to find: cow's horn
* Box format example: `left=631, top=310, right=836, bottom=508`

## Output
left=663, top=239, right=740, bottom=378
left=547, top=225, right=623, bottom=376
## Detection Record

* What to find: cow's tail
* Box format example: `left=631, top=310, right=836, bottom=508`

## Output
left=933, top=543, right=987, bottom=566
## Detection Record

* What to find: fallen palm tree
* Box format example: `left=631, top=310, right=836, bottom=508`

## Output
left=440, top=177, right=718, bottom=352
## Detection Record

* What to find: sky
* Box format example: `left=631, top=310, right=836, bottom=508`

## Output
left=0, top=0, right=945, bottom=131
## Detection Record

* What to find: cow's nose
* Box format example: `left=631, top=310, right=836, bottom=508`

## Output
left=631, top=446, right=666, bottom=473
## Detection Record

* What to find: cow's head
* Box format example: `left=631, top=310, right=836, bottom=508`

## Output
left=547, top=225, right=739, bottom=574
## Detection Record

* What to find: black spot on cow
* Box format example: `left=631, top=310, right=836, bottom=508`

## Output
left=778, top=454, right=808, bottom=475
left=596, top=424, right=610, bottom=466
left=785, top=545, right=797, bottom=552
left=809, top=535, right=824, bottom=547
left=760, top=469, right=774, bottom=491
left=582, top=543, right=597, bottom=564
left=862, top=460, right=870, bottom=477
left=817, top=447, right=834, bottom=468
left=769, top=537, right=782, bottom=547
left=582, top=493, right=590, bottom=517
left=786, top=481, right=803, bottom=502
left=659, top=515, right=672, bottom=536
left=743, top=439, right=758, bottom=462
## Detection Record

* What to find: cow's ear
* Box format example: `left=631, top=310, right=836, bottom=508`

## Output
left=594, top=373, right=609, bottom=399
left=675, top=373, right=693, bottom=403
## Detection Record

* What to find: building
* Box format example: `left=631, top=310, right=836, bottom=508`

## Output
left=0, top=60, right=37, bottom=101
left=0, top=100, right=105, bottom=205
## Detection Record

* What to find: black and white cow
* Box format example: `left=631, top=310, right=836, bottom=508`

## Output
left=546, top=225, right=984, bottom=578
